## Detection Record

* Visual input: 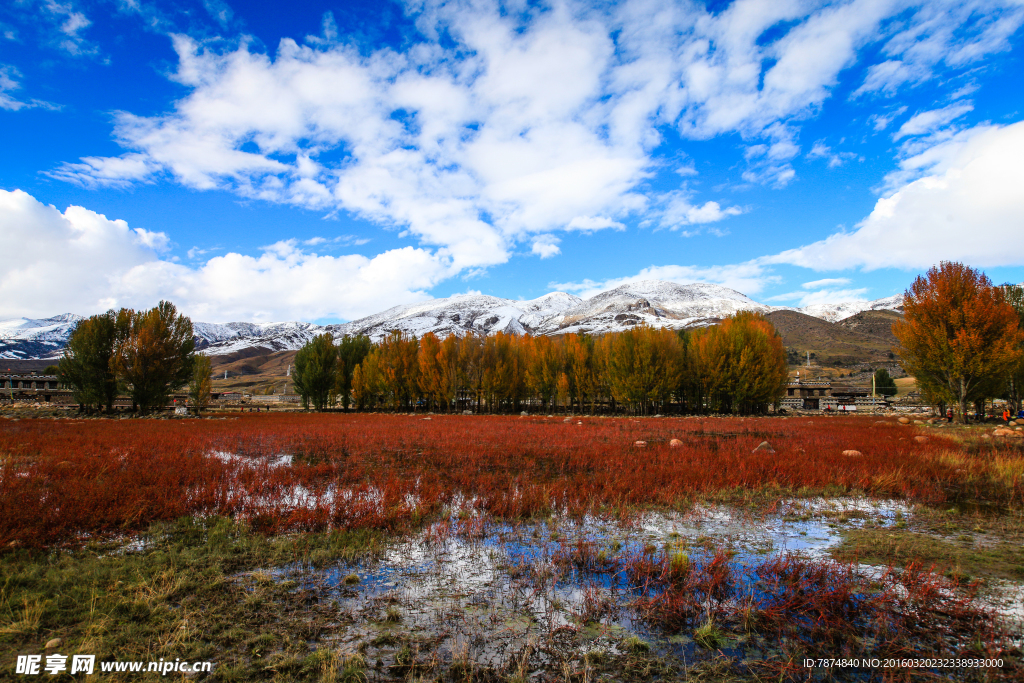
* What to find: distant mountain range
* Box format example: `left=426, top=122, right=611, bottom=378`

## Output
left=0, top=281, right=904, bottom=361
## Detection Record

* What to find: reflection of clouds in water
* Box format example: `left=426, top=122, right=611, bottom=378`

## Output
left=262, top=499, right=1022, bottom=668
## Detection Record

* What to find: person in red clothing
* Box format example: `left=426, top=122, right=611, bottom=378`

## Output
left=1004, top=409, right=1011, bottom=423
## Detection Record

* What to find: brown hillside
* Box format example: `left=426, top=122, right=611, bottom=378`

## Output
left=765, top=310, right=897, bottom=367
left=209, top=349, right=297, bottom=394
left=835, top=309, right=902, bottom=346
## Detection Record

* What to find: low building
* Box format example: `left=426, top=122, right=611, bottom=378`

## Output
left=781, top=375, right=832, bottom=410
left=0, top=374, right=71, bottom=403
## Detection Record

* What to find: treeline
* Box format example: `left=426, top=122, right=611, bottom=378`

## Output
left=293, top=311, right=788, bottom=415
left=59, top=301, right=211, bottom=414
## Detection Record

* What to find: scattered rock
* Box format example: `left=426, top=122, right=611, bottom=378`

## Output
left=913, top=420, right=924, bottom=425
left=422, top=417, right=431, bottom=420
left=897, top=417, right=910, bottom=424
left=45, top=638, right=61, bottom=650
left=462, top=410, right=473, bottom=415
left=842, top=450, right=863, bottom=457
left=913, top=435, right=928, bottom=444
left=981, top=434, right=991, bottom=440
left=634, top=440, right=647, bottom=448
left=577, top=421, right=583, bottom=425
left=752, top=441, right=775, bottom=454
left=1010, top=420, right=1018, bottom=426
left=564, top=417, right=572, bottom=423
left=520, top=411, right=528, bottom=416
left=670, top=438, right=683, bottom=447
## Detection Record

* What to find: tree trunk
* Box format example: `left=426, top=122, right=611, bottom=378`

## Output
left=959, top=376, right=969, bottom=424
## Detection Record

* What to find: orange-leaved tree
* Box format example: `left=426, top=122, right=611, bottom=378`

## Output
left=893, top=262, right=1023, bottom=422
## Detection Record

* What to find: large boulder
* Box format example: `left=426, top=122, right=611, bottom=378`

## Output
left=752, top=441, right=775, bottom=454
left=634, top=440, right=647, bottom=448
left=897, top=417, right=911, bottom=424
left=670, top=438, right=683, bottom=448
left=842, top=449, right=863, bottom=457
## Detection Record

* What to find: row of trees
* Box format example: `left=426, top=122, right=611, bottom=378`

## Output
left=894, top=262, right=1024, bottom=422
left=59, top=301, right=211, bottom=414
left=292, top=311, right=789, bottom=415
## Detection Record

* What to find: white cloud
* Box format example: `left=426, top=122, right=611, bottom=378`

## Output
left=894, top=102, right=973, bottom=140
left=565, top=216, right=626, bottom=232
left=202, top=0, right=235, bottom=30
left=48, top=153, right=156, bottom=187
left=660, top=191, right=743, bottom=230
left=0, top=64, right=58, bottom=111
left=853, top=0, right=1024, bottom=96
left=764, top=286, right=869, bottom=306
left=40, top=0, right=96, bottom=56
left=867, top=105, right=907, bottom=131
left=0, top=189, right=450, bottom=322
left=802, top=277, right=852, bottom=289
left=769, top=120, right=1024, bottom=271
left=806, top=140, right=858, bottom=168
left=44, top=0, right=1024, bottom=306
left=0, top=65, right=27, bottom=111
left=531, top=235, right=561, bottom=259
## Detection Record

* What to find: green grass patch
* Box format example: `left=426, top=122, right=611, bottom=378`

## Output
left=831, top=528, right=1024, bottom=581
left=0, top=516, right=385, bottom=680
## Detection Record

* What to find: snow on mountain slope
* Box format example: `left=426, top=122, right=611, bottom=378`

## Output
left=796, top=295, right=904, bottom=323
left=0, top=314, right=83, bottom=359
left=0, top=283, right=908, bottom=359
left=537, top=281, right=771, bottom=335
left=328, top=292, right=583, bottom=342
left=193, top=321, right=323, bottom=355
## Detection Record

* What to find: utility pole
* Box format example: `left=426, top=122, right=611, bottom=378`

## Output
left=806, top=351, right=810, bottom=367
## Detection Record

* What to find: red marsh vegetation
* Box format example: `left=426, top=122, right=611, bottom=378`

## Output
left=1, top=414, right=1020, bottom=548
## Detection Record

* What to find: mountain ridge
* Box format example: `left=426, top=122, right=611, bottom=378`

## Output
left=0, top=281, right=904, bottom=360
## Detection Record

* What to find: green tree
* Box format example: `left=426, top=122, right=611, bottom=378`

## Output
left=873, top=368, right=898, bottom=397
left=111, top=301, right=197, bottom=414
left=188, top=354, right=213, bottom=415
left=58, top=311, right=119, bottom=412
left=293, top=332, right=338, bottom=411
left=336, top=334, right=371, bottom=410
left=688, top=312, right=787, bottom=414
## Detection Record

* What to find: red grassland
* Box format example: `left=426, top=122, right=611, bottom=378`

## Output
left=0, top=414, right=1020, bottom=548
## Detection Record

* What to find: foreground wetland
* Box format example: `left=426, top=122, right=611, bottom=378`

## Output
left=1, top=413, right=1022, bottom=681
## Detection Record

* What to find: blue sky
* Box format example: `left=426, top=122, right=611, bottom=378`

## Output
left=2, top=0, right=1023, bottom=323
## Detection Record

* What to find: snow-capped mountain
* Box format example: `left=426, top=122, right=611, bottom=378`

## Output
left=192, top=321, right=323, bottom=355
left=0, top=282, right=906, bottom=360
left=0, top=313, right=84, bottom=360
left=535, top=281, right=772, bottom=335
left=795, top=295, right=904, bottom=323
left=327, top=291, right=583, bottom=340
